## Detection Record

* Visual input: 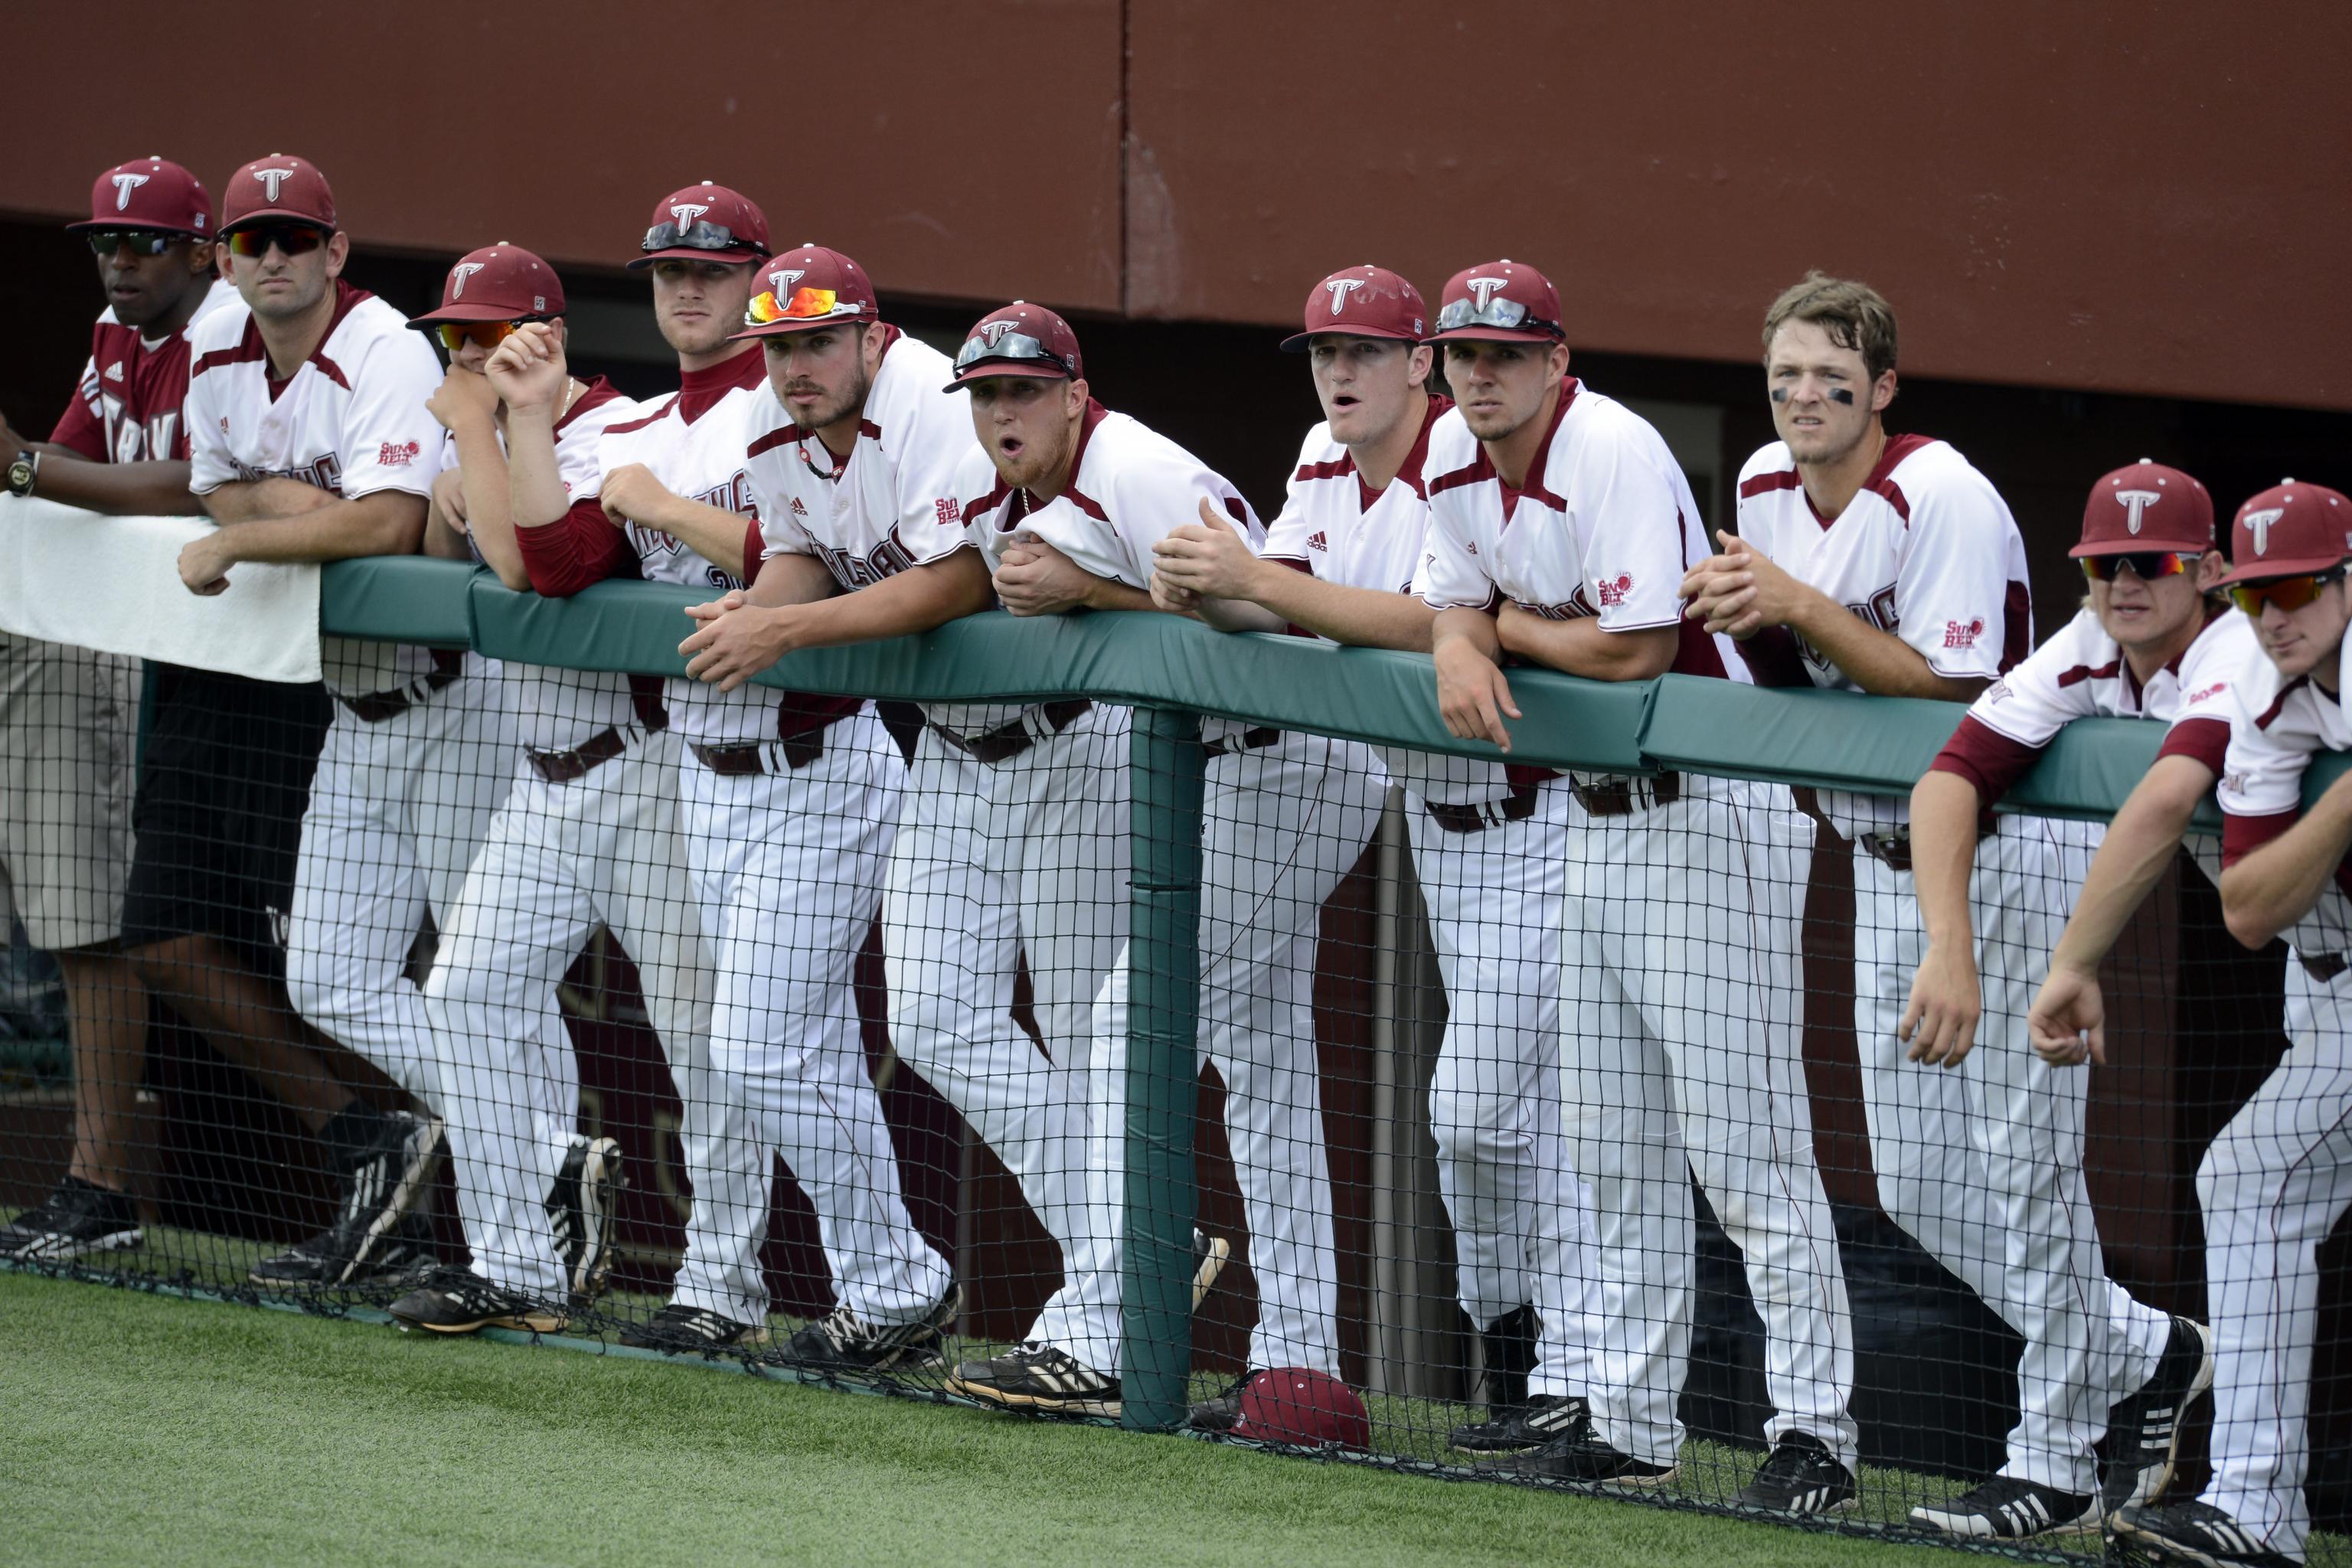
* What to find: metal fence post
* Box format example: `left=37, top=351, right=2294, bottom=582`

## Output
left=1119, top=703, right=1204, bottom=1430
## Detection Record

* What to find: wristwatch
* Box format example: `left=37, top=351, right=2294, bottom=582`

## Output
left=4, top=449, right=34, bottom=498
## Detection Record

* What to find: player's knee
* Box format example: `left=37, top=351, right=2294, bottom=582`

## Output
left=283, top=946, right=342, bottom=1029
left=1429, top=1087, right=1523, bottom=1162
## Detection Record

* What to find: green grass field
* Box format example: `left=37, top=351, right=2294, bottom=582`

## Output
left=0, top=1269, right=1998, bottom=1568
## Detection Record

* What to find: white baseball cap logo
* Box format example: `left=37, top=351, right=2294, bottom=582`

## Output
left=769, top=266, right=806, bottom=294
left=253, top=166, right=298, bottom=202
left=449, top=262, right=486, bottom=299
left=981, top=318, right=1022, bottom=347
left=1325, top=277, right=1365, bottom=316
left=1465, top=276, right=1510, bottom=310
left=111, top=172, right=151, bottom=210
left=670, top=202, right=710, bottom=227
left=2115, top=489, right=2161, bottom=535
left=2246, top=506, right=2287, bottom=556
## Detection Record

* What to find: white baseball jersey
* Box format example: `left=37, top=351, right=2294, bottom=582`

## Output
left=51, top=278, right=237, bottom=464
left=1416, top=376, right=1747, bottom=680
left=185, top=280, right=446, bottom=695
left=592, top=347, right=856, bottom=748
left=2209, top=633, right=2352, bottom=959
left=1735, top=433, right=2032, bottom=835
left=743, top=330, right=1000, bottom=733
left=1934, top=605, right=2255, bottom=880
left=453, top=377, right=654, bottom=753
left=1263, top=397, right=1517, bottom=805
left=956, top=400, right=1263, bottom=744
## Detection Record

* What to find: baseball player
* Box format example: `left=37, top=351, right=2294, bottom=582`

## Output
left=0, top=155, right=286, bottom=1265
left=510, top=191, right=956, bottom=1366
left=934, top=301, right=1386, bottom=1419
left=1146, top=264, right=1600, bottom=1449
left=376, top=243, right=671, bottom=1334
left=1408, top=260, right=1855, bottom=1511
left=1902, top=461, right=2232, bottom=1527
left=1680, top=271, right=2157, bottom=1537
left=675, top=248, right=1138, bottom=1382
left=178, top=153, right=492, bottom=1289
left=2101, top=482, right=2352, bottom=1568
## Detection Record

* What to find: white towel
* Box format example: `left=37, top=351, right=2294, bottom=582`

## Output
left=0, top=495, right=322, bottom=682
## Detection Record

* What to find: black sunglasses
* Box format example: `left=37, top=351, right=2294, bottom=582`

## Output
left=84, top=230, right=186, bottom=257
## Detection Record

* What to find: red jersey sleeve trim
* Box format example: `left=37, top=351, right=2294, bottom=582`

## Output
left=1929, top=714, right=2046, bottom=805
left=2155, top=715, right=2231, bottom=776
left=743, top=524, right=765, bottom=587
left=2221, top=808, right=2297, bottom=869
left=515, top=501, right=634, bottom=596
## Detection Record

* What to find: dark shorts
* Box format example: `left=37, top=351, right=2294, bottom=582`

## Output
left=120, top=664, right=332, bottom=970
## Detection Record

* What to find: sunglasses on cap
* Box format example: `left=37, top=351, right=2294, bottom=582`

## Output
left=2079, top=551, right=2195, bottom=583
left=225, top=223, right=330, bottom=258
left=85, top=230, right=187, bottom=257
left=433, top=318, right=547, bottom=353
left=952, top=328, right=1073, bottom=378
left=2228, top=565, right=2352, bottom=617
left=744, top=286, right=866, bottom=327
left=641, top=217, right=740, bottom=253
left=1433, top=295, right=1563, bottom=338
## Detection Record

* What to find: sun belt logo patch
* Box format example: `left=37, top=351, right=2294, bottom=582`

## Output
left=1597, top=572, right=1633, bottom=607
left=378, top=439, right=420, bottom=469
left=111, top=172, right=151, bottom=210
left=1943, top=617, right=1986, bottom=649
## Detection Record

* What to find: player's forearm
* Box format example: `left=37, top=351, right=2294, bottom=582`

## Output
left=2221, top=775, right=2352, bottom=949
left=206, top=491, right=428, bottom=566
left=1249, top=567, right=1435, bottom=652
left=2049, top=756, right=2211, bottom=975
left=635, top=492, right=759, bottom=575
left=742, top=552, right=842, bottom=609
left=1432, top=605, right=1504, bottom=665
left=1788, top=594, right=1984, bottom=701
left=1908, top=770, right=1984, bottom=952
left=501, top=411, right=570, bottom=529
left=1498, top=613, right=1677, bottom=683
left=787, top=552, right=995, bottom=649
left=22, top=454, right=201, bottom=517
left=449, top=425, right=528, bottom=588
left=1090, top=577, right=1159, bottom=613
left=200, top=477, right=338, bottom=523
left=421, top=500, right=474, bottom=562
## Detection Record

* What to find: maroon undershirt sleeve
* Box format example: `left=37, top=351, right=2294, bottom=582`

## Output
left=514, top=498, right=634, bottom=597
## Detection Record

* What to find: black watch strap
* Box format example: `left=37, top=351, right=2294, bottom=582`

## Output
left=5, top=449, right=36, bottom=499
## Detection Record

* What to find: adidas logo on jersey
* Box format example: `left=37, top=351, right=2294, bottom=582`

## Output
left=1306, top=531, right=1328, bottom=552
left=790, top=497, right=809, bottom=517
left=104, top=361, right=125, bottom=382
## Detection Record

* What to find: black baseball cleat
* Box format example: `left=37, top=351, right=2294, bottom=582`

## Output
left=947, top=1344, right=1122, bottom=1418
left=1737, top=1432, right=1859, bottom=1515
left=252, top=1109, right=443, bottom=1288
left=2112, top=1499, right=2301, bottom=1567
left=253, top=1210, right=438, bottom=1289
left=546, top=1136, right=624, bottom=1304
left=388, top=1266, right=566, bottom=1335
left=0, top=1175, right=141, bottom=1263
left=1187, top=1370, right=1257, bottom=1432
left=2102, top=1315, right=2217, bottom=1517
left=1908, top=1475, right=2101, bottom=1540
left=1450, top=1393, right=1590, bottom=1455
left=619, top=1302, right=771, bottom=1354
left=1473, top=1404, right=1676, bottom=1488
left=782, top=1280, right=962, bottom=1375
left=1476, top=1304, right=1537, bottom=1417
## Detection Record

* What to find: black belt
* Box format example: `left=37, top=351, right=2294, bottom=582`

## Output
left=1859, top=820, right=1998, bottom=875
left=1204, top=726, right=1282, bottom=762
left=1426, top=784, right=1543, bottom=835
left=2303, top=952, right=2349, bottom=984
left=528, top=726, right=632, bottom=785
left=691, top=729, right=827, bottom=776
left=338, top=650, right=463, bottom=724
left=929, top=698, right=1093, bottom=766
left=1571, top=770, right=1681, bottom=818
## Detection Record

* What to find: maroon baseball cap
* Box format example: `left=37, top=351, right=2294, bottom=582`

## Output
left=630, top=182, right=768, bottom=270
left=2071, top=460, right=2216, bottom=557
left=2217, top=481, right=2352, bottom=585
left=409, top=244, right=566, bottom=327
left=1426, top=260, right=1565, bottom=345
left=942, top=302, right=1086, bottom=392
left=67, top=156, right=212, bottom=236
left=1280, top=265, right=1428, bottom=351
left=1228, top=1369, right=1370, bottom=1449
left=219, top=155, right=337, bottom=234
left=728, top=245, right=878, bottom=339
